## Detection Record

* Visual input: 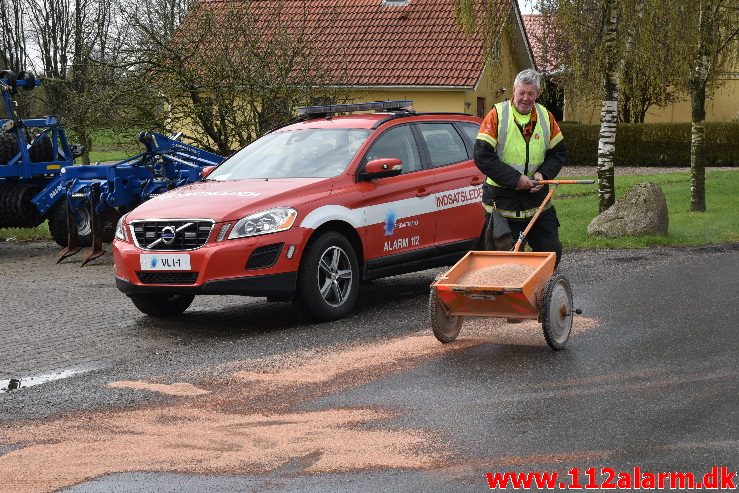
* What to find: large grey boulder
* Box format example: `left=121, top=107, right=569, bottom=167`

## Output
left=587, top=182, right=668, bottom=237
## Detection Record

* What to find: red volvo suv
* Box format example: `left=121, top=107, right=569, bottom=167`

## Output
left=113, top=101, right=486, bottom=320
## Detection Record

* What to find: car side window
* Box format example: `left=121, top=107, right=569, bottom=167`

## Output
left=364, top=125, right=421, bottom=173
left=458, top=122, right=480, bottom=147
left=418, top=123, right=468, bottom=168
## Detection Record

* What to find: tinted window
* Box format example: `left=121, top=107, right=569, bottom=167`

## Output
left=418, top=123, right=468, bottom=168
left=459, top=122, right=480, bottom=145
left=209, top=128, right=370, bottom=180
left=364, top=125, right=421, bottom=173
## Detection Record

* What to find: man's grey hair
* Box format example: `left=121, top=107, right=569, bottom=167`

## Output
left=514, top=69, right=542, bottom=90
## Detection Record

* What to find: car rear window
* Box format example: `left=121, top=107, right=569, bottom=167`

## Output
left=417, top=123, right=468, bottom=168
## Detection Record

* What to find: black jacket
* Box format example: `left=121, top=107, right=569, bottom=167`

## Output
left=473, top=138, right=567, bottom=216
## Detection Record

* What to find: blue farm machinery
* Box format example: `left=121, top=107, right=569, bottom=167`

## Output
left=0, top=69, right=224, bottom=265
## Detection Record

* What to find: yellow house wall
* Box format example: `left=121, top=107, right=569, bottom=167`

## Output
left=350, top=89, right=468, bottom=113
left=564, top=78, right=739, bottom=124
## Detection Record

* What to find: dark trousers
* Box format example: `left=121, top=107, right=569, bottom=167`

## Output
left=507, top=207, right=562, bottom=268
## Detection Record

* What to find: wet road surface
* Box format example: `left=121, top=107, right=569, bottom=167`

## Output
left=0, top=241, right=737, bottom=492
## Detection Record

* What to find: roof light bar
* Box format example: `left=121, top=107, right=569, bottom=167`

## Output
left=297, top=100, right=413, bottom=116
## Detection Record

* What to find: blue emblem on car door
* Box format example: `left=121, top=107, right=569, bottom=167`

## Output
left=384, top=210, right=396, bottom=236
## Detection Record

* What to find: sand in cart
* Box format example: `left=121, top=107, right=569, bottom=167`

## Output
left=457, top=263, right=535, bottom=287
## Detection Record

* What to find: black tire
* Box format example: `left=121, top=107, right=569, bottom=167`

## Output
left=541, top=273, right=574, bottom=350
left=0, top=132, right=19, bottom=164
left=28, top=133, right=53, bottom=162
left=0, top=183, right=44, bottom=228
left=429, top=277, right=462, bottom=343
left=13, top=183, right=44, bottom=227
left=128, top=293, right=195, bottom=317
left=0, top=131, right=53, bottom=164
left=294, top=231, right=359, bottom=321
left=47, top=199, right=93, bottom=247
left=17, top=70, right=35, bottom=90
left=0, top=70, right=17, bottom=92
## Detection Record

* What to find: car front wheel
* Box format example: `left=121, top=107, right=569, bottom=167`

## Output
left=294, top=231, right=359, bottom=321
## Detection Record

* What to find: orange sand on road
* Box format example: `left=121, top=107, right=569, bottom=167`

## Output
left=107, top=381, right=210, bottom=396
left=0, top=319, right=600, bottom=493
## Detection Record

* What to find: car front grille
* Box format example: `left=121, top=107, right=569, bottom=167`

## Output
left=137, top=271, right=199, bottom=284
left=132, top=220, right=214, bottom=250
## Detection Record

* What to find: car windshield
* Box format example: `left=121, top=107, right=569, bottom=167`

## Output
left=208, top=128, right=372, bottom=180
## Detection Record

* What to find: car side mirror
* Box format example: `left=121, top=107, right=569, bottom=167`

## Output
left=200, top=166, right=216, bottom=179
left=362, top=158, right=402, bottom=180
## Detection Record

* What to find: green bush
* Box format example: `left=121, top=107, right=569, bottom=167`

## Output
left=559, top=122, right=739, bottom=167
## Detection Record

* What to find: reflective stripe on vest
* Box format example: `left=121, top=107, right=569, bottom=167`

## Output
left=481, top=201, right=552, bottom=219
left=486, top=102, right=551, bottom=187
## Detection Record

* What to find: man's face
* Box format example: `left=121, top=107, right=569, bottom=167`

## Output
left=512, top=82, right=540, bottom=114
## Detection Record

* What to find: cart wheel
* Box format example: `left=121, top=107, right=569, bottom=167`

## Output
left=429, top=286, right=462, bottom=343
left=541, top=273, right=574, bottom=350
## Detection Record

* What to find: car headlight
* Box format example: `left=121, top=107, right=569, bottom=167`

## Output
left=228, top=208, right=298, bottom=239
left=115, top=215, right=128, bottom=242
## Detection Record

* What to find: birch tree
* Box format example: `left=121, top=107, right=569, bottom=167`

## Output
left=668, top=0, right=738, bottom=212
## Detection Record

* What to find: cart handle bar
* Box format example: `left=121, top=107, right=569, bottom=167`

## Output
left=512, top=179, right=594, bottom=253
left=533, top=179, right=595, bottom=185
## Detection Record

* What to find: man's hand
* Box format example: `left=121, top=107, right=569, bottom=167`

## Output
left=515, top=174, right=534, bottom=190
left=530, top=172, right=544, bottom=193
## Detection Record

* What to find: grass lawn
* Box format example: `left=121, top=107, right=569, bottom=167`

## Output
left=1, top=169, right=737, bottom=246
left=87, top=128, right=144, bottom=163
left=555, top=168, right=739, bottom=248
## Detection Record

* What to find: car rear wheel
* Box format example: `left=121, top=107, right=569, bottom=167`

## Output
left=128, top=293, right=195, bottom=317
left=294, top=231, right=359, bottom=321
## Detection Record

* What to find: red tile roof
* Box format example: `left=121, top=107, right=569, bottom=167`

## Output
left=197, top=0, right=514, bottom=88
left=522, top=14, right=559, bottom=73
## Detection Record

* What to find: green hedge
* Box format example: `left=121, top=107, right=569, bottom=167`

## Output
left=559, top=122, right=739, bottom=167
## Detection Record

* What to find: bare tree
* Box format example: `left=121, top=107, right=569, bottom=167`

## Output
left=124, top=0, right=346, bottom=154
left=0, top=0, right=27, bottom=73
left=22, top=0, right=136, bottom=162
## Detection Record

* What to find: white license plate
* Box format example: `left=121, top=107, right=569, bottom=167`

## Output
left=140, top=254, right=191, bottom=271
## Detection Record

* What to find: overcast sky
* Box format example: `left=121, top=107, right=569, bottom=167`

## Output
left=519, top=0, right=537, bottom=14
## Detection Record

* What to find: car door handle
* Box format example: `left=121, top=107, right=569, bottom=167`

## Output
left=416, top=188, right=431, bottom=197
left=470, top=177, right=484, bottom=186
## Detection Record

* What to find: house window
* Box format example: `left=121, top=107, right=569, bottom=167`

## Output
left=477, top=97, right=486, bottom=118
left=381, top=0, right=410, bottom=5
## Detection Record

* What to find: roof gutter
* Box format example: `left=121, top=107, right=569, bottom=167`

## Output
left=511, top=1, right=536, bottom=70
left=323, top=84, right=476, bottom=91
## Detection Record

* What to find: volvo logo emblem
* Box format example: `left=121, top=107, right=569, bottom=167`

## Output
left=160, top=226, right=176, bottom=245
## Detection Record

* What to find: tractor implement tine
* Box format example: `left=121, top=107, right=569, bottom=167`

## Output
left=81, top=185, right=104, bottom=267
left=58, top=195, right=81, bottom=263
left=81, top=215, right=104, bottom=267
left=57, top=245, right=82, bottom=263
left=81, top=246, right=104, bottom=267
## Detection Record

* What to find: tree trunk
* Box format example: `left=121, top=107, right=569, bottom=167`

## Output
left=689, top=79, right=707, bottom=212
left=597, top=0, right=619, bottom=213
left=689, top=1, right=712, bottom=213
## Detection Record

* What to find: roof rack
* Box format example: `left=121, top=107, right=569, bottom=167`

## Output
left=296, top=100, right=414, bottom=118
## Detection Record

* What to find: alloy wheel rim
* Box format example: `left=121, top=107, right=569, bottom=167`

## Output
left=317, top=246, right=352, bottom=307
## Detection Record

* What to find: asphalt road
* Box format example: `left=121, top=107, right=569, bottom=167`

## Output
left=0, top=241, right=737, bottom=492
